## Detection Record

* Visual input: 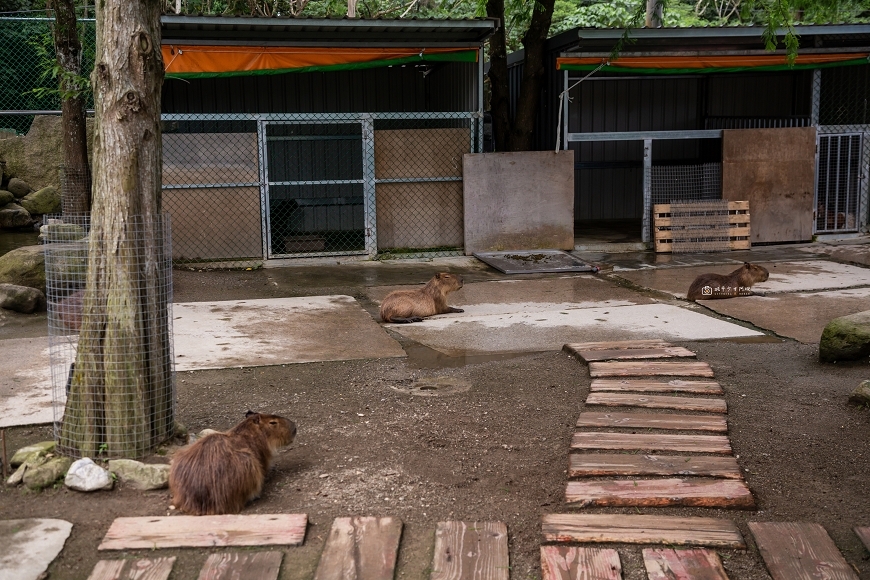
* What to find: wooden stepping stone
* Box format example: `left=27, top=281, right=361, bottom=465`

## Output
left=565, top=478, right=755, bottom=509
left=589, top=361, right=715, bottom=378
left=855, top=526, right=870, bottom=552
left=585, top=393, right=727, bottom=414
left=591, top=379, right=723, bottom=395
left=198, top=552, right=282, bottom=580
left=564, top=344, right=696, bottom=363
left=565, top=339, right=676, bottom=350
left=540, top=546, right=622, bottom=580
left=569, top=453, right=742, bottom=479
left=577, top=411, right=727, bottom=432
left=431, top=521, right=508, bottom=580
left=748, top=522, right=859, bottom=580
left=87, top=557, right=175, bottom=580
left=643, top=548, right=730, bottom=580
left=541, top=514, right=745, bottom=548
left=572, top=432, right=732, bottom=454
left=313, top=517, right=402, bottom=580
left=97, top=514, right=307, bottom=550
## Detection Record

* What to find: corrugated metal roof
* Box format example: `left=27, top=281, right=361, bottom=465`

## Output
left=573, top=24, right=870, bottom=39
left=161, top=15, right=498, bottom=47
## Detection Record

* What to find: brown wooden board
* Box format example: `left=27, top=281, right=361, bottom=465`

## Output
left=571, top=347, right=697, bottom=363
left=585, top=393, right=727, bottom=414
left=564, top=340, right=675, bottom=352
left=577, top=411, right=727, bottom=432
left=198, top=552, right=283, bottom=580
left=540, top=546, right=622, bottom=580
left=541, top=514, right=745, bottom=548
left=97, top=514, right=307, bottom=550
left=87, top=558, right=176, bottom=580
left=748, top=522, right=859, bottom=580
left=313, top=517, right=403, bottom=580
left=565, top=478, right=754, bottom=509
left=855, top=527, right=870, bottom=552
left=431, top=521, right=509, bottom=580
left=571, top=432, right=732, bottom=454
left=591, top=379, right=723, bottom=395
left=589, top=361, right=715, bottom=378
left=643, top=548, right=730, bottom=580
left=569, top=454, right=742, bottom=479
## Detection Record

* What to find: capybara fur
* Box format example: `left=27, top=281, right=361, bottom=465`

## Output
left=380, top=272, right=464, bottom=323
left=687, top=262, right=769, bottom=301
left=169, top=411, right=296, bottom=515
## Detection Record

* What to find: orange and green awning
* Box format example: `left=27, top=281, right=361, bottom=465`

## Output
left=162, top=45, right=479, bottom=78
left=556, top=52, right=870, bottom=74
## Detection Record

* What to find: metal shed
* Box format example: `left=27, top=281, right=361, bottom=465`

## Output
left=159, top=16, right=496, bottom=266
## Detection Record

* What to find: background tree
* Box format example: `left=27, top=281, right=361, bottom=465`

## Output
left=60, top=0, right=171, bottom=458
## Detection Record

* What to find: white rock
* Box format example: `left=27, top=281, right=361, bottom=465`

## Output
left=64, top=457, right=113, bottom=492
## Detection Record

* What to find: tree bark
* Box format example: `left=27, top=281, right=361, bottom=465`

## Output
left=61, top=0, right=171, bottom=459
left=485, top=0, right=510, bottom=152
left=50, top=0, right=91, bottom=214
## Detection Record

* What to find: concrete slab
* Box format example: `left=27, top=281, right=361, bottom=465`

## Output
left=699, top=287, right=870, bottom=344
left=0, top=337, right=54, bottom=428
left=613, top=260, right=870, bottom=300
left=0, top=518, right=73, bottom=580
left=385, top=303, right=762, bottom=356
left=172, top=296, right=405, bottom=371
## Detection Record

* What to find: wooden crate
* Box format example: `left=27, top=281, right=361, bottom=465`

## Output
left=654, top=200, right=750, bottom=253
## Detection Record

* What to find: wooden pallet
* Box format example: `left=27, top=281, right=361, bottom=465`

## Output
left=585, top=392, right=727, bottom=413
left=642, top=548, right=730, bottom=580
left=541, top=514, right=745, bottom=548
left=571, top=432, right=732, bottom=454
left=748, top=522, right=858, bottom=580
left=87, top=558, right=176, bottom=580
left=313, top=517, right=402, bottom=580
left=589, top=361, right=715, bottom=378
left=541, top=546, right=622, bottom=580
left=565, top=478, right=755, bottom=509
left=431, top=521, right=509, bottom=580
left=577, top=411, right=728, bottom=432
left=590, top=379, right=723, bottom=395
left=198, top=552, right=283, bottom=580
left=568, top=454, right=742, bottom=479
left=654, top=201, right=751, bottom=253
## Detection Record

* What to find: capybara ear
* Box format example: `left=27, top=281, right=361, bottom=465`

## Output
left=744, top=262, right=750, bottom=267
left=245, top=410, right=258, bottom=420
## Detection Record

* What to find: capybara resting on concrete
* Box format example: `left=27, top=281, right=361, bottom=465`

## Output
left=687, top=262, right=769, bottom=301
left=169, top=411, right=296, bottom=515
left=380, top=272, right=464, bottom=323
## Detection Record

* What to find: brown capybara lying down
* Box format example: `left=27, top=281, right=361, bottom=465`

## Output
left=169, top=411, right=296, bottom=515
left=687, top=262, right=769, bottom=301
left=380, top=272, right=464, bottom=323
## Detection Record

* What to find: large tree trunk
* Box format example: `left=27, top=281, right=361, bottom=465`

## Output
left=60, top=0, right=171, bottom=459
left=50, top=0, right=91, bottom=214
left=485, top=0, right=510, bottom=152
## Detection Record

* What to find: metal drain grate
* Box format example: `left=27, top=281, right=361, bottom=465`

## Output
left=473, top=250, right=598, bottom=274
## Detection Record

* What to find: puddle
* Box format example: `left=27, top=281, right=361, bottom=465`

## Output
left=708, top=335, right=784, bottom=344
left=402, top=341, right=544, bottom=369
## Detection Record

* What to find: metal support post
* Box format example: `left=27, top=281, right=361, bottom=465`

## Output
left=642, top=139, right=652, bottom=244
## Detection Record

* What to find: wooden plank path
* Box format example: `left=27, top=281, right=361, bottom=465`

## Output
left=748, top=522, right=859, bottom=580
left=198, top=552, right=283, bottom=580
left=313, top=517, right=403, bottom=580
left=591, top=379, right=723, bottom=394
left=577, top=411, right=728, bottom=431
left=589, top=361, right=715, bottom=378
left=87, top=558, right=176, bottom=580
left=565, top=478, right=755, bottom=509
left=541, top=514, right=746, bottom=548
left=564, top=339, right=677, bottom=351
left=540, top=546, right=622, bottom=580
left=569, top=454, right=742, bottom=479
left=572, top=432, right=733, bottom=454
left=97, top=514, right=308, bottom=550
left=585, top=392, right=727, bottom=413
left=431, top=521, right=509, bottom=580
left=565, top=346, right=697, bottom=362
left=642, top=548, right=730, bottom=580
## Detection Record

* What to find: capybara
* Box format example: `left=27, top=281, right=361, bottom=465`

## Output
left=379, top=272, right=464, bottom=323
left=169, top=411, right=296, bottom=515
left=687, top=262, right=769, bottom=301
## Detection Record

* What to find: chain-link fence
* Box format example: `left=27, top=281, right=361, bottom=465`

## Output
left=0, top=15, right=95, bottom=135
left=44, top=213, right=175, bottom=459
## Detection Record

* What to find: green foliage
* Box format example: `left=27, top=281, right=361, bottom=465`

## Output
left=28, top=27, right=90, bottom=101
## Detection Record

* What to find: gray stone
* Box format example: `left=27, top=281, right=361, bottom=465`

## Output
left=0, top=518, right=73, bottom=580
left=6, top=461, right=32, bottom=486
left=10, top=441, right=56, bottom=467
left=0, top=245, right=46, bottom=293
left=22, top=456, right=71, bottom=490
left=0, top=189, right=13, bottom=205
left=0, top=202, right=34, bottom=229
left=849, top=380, right=870, bottom=406
left=7, top=177, right=32, bottom=197
left=0, top=283, right=45, bottom=313
left=108, top=459, right=170, bottom=490
left=38, top=221, right=86, bottom=243
left=820, top=310, right=870, bottom=362
left=65, top=458, right=114, bottom=491
left=19, top=186, right=60, bottom=216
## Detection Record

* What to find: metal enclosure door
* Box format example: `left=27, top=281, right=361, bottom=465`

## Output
left=815, top=133, right=863, bottom=234
left=262, top=120, right=374, bottom=257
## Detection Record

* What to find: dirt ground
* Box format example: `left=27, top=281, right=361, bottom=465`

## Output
left=2, top=266, right=870, bottom=580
